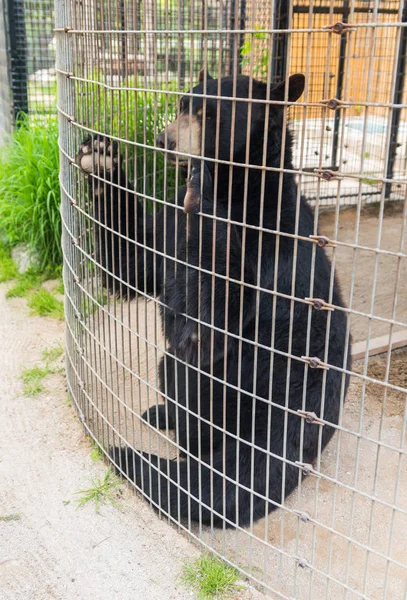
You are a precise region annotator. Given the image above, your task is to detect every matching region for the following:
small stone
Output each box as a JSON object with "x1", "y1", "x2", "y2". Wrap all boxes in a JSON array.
[{"x1": 11, "y1": 244, "x2": 37, "y2": 274}]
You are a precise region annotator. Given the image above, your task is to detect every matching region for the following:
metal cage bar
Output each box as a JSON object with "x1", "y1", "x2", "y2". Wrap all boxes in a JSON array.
[{"x1": 57, "y1": 1, "x2": 407, "y2": 598}]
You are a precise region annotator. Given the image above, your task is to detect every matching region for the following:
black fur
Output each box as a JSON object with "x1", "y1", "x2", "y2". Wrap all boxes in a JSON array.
[{"x1": 79, "y1": 74, "x2": 351, "y2": 528}]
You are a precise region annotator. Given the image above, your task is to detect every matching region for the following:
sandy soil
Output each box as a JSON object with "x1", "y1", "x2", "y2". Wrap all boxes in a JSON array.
[
  {"x1": 80, "y1": 301, "x2": 407, "y2": 599},
  {"x1": 74, "y1": 202, "x2": 407, "y2": 599},
  {"x1": 0, "y1": 283, "x2": 262, "y2": 600},
  {"x1": 319, "y1": 201, "x2": 407, "y2": 344},
  {"x1": 4, "y1": 204, "x2": 404, "y2": 599}
]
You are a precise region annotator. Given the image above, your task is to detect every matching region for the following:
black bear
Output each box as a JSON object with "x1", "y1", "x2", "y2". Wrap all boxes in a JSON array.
[{"x1": 77, "y1": 71, "x2": 351, "y2": 528}]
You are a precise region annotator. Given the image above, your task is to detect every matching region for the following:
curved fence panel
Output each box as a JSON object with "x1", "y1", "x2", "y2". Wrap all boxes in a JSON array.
[{"x1": 56, "y1": 1, "x2": 407, "y2": 597}]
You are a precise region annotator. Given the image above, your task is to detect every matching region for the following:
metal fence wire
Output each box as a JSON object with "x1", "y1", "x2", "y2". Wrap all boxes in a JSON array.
[
  {"x1": 56, "y1": 0, "x2": 407, "y2": 598},
  {"x1": 0, "y1": 0, "x2": 56, "y2": 131}
]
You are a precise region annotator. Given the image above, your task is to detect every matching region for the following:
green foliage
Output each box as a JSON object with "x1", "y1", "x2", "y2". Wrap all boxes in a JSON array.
[
  {"x1": 77, "y1": 79, "x2": 178, "y2": 207},
  {"x1": 55, "y1": 278, "x2": 64, "y2": 295},
  {"x1": 0, "y1": 115, "x2": 61, "y2": 271},
  {"x1": 86, "y1": 437, "x2": 104, "y2": 462},
  {"x1": 20, "y1": 342, "x2": 64, "y2": 396},
  {"x1": 75, "y1": 468, "x2": 121, "y2": 511},
  {"x1": 28, "y1": 288, "x2": 64, "y2": 319},
  {"x1": 0, "y1": 82, "x2": 179, "y2": 276},
  {"x1": 5, "y1": 269, "x2": 44, "y2": 298},
  {"x1": 21, "y1": 365, "x2": 50, "y2": 396},
  {"x1": 42, "y1": 343, "x2": 64, "y2": 364},
  {"x1": 0, "y1": 242, "x2": 18, "y2": 283},
  {"x1": 180, "y1": 555, "x2": 241, "y2": 599},
  {"x1": 240, "y1": 28, "x2": 270, "y2": 79}
]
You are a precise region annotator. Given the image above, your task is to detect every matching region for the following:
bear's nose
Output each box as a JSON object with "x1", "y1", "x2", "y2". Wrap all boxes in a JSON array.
[{"x1": 156, "y1": 132, "x2": 166, "y2": 149}]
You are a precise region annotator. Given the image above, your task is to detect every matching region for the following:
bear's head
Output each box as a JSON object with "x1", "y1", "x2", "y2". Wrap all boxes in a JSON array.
[{"x1": 156, "y1": 71, "x2": 305, "y2": 170}]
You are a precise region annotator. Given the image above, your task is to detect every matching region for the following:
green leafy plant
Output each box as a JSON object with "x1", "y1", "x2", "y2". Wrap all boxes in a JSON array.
[
  {"x1": 0, "y1": 82, "x2": 179, "y2": 277},
  {"x1": 76, "y1": 78, "x2": 178, "y2": 208},
  {"x1": 75, "y1": 468, "x2": 121, "y2": 511},
  {"x1": 20, "y1": 341, "x2": 64, "y2": 396},
  {"x1": 0, "y1": 242, "x2": 18, "y2": 282},
  {"x1": 42, "y1": 343, "x2": 64, "y2": 364},
  {"x1": 240, "y1": 27, "x2": 270, "y2": 79},
  {"x1": 54, "y1": 278, "x2": 64, "y2": 295},
  {"x1": 20, "y1": 365, "x2": 50, "y2": 395},
  {"x1": 5, "y1": 269, "x2": 45, "y2": 298},
  {"x1": 86, "y1": 437, "x2": 104, "y2": 462},
  {"x1": 180, "y1": 555, "x2": 241, "y2": 599},
  {"x1": 0, "y1": 115, "x2": 61, "y2": 271},
  {"x1": 28, "y1": 288, "x2": 64, "y2": 319}
]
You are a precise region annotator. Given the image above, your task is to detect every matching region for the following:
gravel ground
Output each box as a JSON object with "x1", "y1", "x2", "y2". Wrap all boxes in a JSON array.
[{"x1": 0, "y1": 282, "x2": 262, "y2": 600}]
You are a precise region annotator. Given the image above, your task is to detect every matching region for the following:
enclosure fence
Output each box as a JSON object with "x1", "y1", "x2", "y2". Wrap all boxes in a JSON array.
[
  {"x1": 56, "y1": 0, "x2": 407, "y2": 598},
  {"x1": 0, "y1": 0, "x2": 56, "y2": 140}
]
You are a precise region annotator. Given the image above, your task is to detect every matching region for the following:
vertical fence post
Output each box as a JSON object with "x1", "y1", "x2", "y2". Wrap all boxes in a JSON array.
[
  {"x1": 229, "y1": 0, "x2": 245, "y2": 75},
  {"x1": 55, "y1": 0, "x2": 85, "y2": 419},
  {"x1": 385, "y1": 1, "x2": 407, "y2": 198},
  {"x1": 0, "y1": 0, "x2": 12, "y2": 140},
  {"x1": 271, "y1": 0, "x2": 288, "y2": 83},
  {"x1": 6, "y1": 0, "x2": 28, "y2": 119},
  {"x1": 330, "y1": 0, "x2": 349, "y2": 171}
]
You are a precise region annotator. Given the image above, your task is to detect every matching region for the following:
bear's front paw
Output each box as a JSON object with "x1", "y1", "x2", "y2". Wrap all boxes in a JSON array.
[
  {"x1": 77, "y1": 136, "x2": 120, "y2": 177},
  {"x1": 109, "y1": 445, "x2": 140, "y2": 485},
  {"x1": 183, "y1": 159, "x2": 214, "y2": 214},
  {"x1": 142, "y1": 405, "x2": 174, "y2": 430},
  {"x1": 184, "y1": 162, "x2": 202, "y2": 213}
]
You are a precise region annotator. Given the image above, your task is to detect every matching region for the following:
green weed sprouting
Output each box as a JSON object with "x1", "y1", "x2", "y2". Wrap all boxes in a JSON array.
[
  {"x1": 180, "y1": 554, "x2": 242, "y2": 599},
  {"x1": 5, "y1": 269, "x2": 45, "y2": 298},
  {"x1": 28, "y1": 288, "x2": 64, "y2": 319},
  {"x1": 75, "y1": 468, "x2": 121, "y2": 511},
  {"x1": 0, "y1": 242, "x2": 18, "y2": 283},
  {"x1": 21, "y1": 365, "x2": 50, "y2": 396},
  {"x1": 42, "y1": 343, "x2": 64, "y2": 364}
]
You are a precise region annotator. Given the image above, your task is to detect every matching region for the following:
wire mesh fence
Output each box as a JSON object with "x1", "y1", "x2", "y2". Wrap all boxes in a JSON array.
[
  {"x1": 0, "y1": 0, "x2": 56, "y2": 133},
  {"x1": 0, "y1": 0, "x2": 12, "y2": 143},
  {"x1": 56, "y1": 0, "x2": 407, "y2": 598}
]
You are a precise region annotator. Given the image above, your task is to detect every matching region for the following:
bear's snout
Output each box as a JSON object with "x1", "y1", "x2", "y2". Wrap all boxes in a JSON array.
[
  {"x1": 156, "y1": 131, "x2": 165, "y2": 149},
  {"x1": 156, "y1": 130, "x2": 176, "y2": 152}
]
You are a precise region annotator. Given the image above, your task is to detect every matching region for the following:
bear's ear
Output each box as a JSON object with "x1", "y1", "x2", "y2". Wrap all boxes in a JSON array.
[
  {"x1": 270, "y1": 74, "x2": 305, "y2": 103},
  {"x1": 198, "y1": 68, "x2": 214, "y2": 83}
]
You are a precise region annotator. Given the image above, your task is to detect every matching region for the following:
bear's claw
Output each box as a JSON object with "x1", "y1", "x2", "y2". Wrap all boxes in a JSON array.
[{"x1": 77, "y1": 136, "x2": 120, "y2": 176}]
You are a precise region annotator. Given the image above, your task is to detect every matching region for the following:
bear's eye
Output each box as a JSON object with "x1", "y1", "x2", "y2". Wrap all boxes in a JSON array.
[{"x1": 196, "y1": 107, "x2": 212, "y2": 120}]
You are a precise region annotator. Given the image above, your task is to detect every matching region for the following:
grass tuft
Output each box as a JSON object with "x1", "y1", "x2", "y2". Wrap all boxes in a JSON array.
[
  {"x1": 180, "y1": 555, "x2": 241, "y2": 599},
  {"x1": 20, "y1": 340, "x2": 64, "y2": 396},
  {"x1": 75, "y1": 468, "x2": 121, "y2": 511},
  {"x1": 86, "y1": 437, "x2": 104, "y2": 462},
  {"x1": 5, "y1": 269, "x2": 45, "y2": 298},
  {"x1": 28, "y1": 288, "x2": 64, "y2": 319},
  {"x1": 54, "y1": 278, "x2": 64, "y2": 295},
  {"x1": 42, "y1": 343, "x2": 64, "y2": 364},
  {"x1": 0, "y1": 513, "x2": 22, "y2": 522},
  {"x1": 0, "y1": 242, "x2": 18, "y2": 283},
  {"x1": 21, "y1": 365, "x2": 50, "y2": 396}
]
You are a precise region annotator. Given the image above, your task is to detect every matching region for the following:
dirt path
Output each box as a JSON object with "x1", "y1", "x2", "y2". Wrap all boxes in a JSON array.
[{"x1": 0, "y1": 283, "x2": 206, "y2": 600}]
